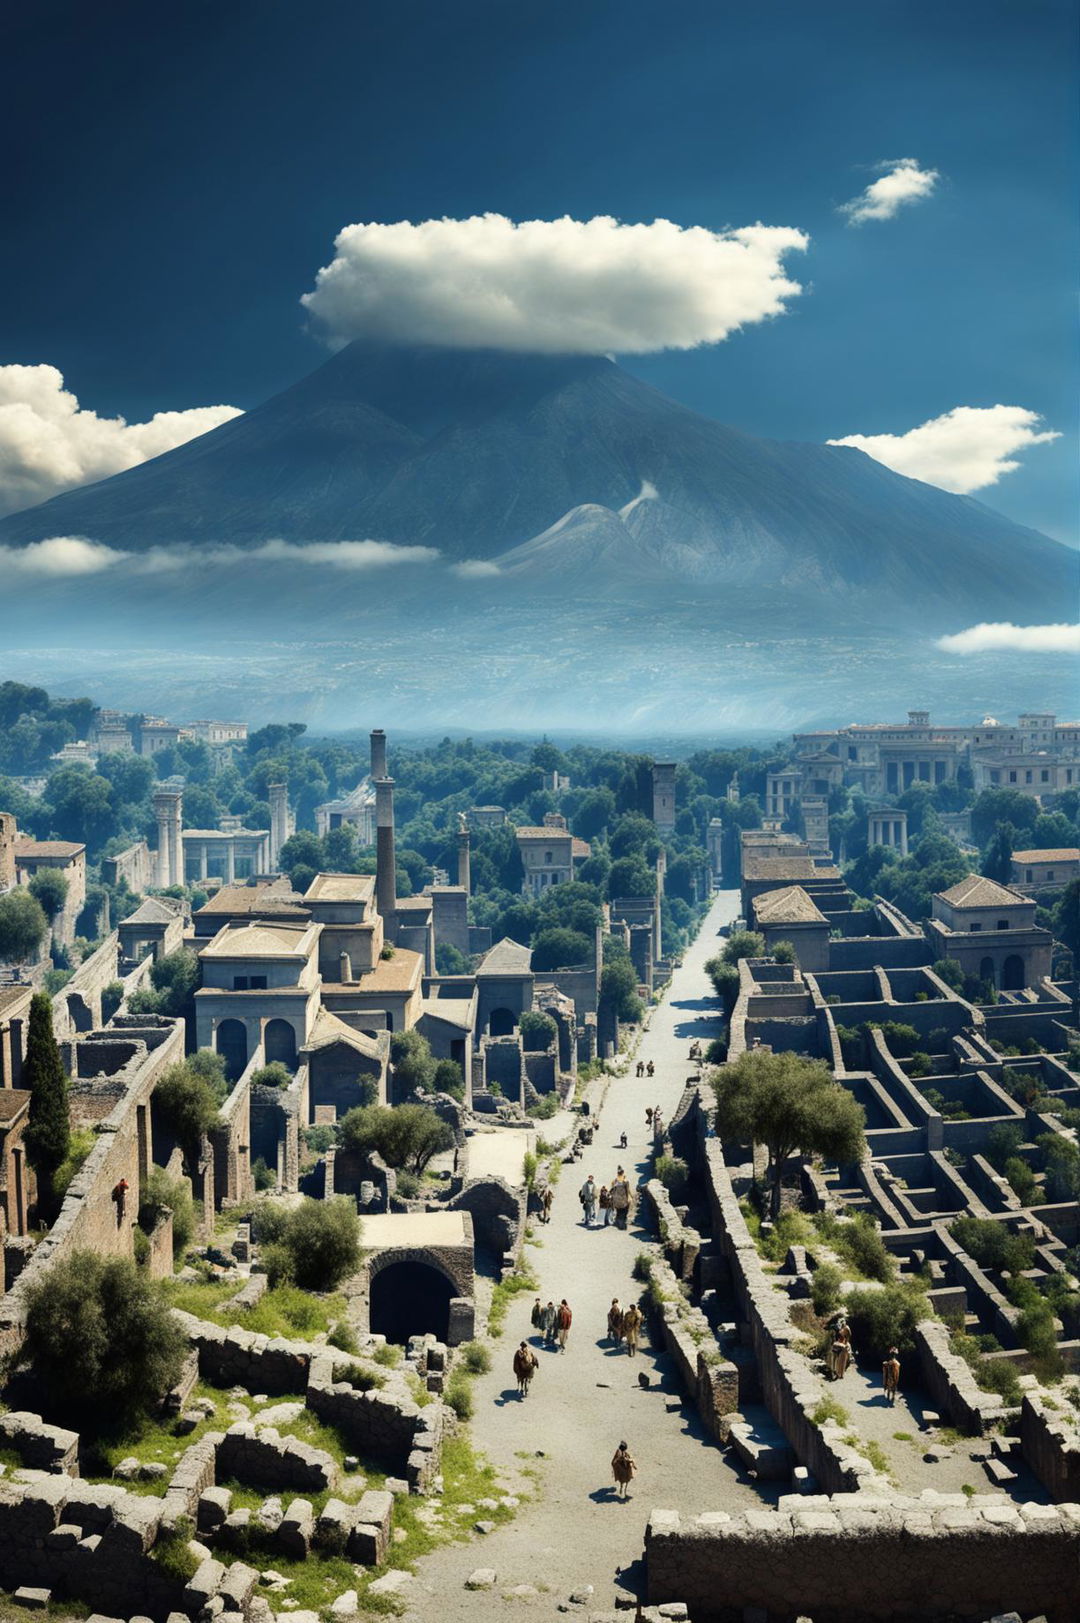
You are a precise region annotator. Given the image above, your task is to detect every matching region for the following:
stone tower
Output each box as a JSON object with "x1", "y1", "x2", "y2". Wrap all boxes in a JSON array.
[{"x1": 652, "y1": 762, "x2": 676, "y2": 836}]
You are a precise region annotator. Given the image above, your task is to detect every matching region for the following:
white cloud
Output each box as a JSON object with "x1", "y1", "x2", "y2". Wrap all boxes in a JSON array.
[
  {"x1": 1, "y1": 537, "x2": 439, "y2": 578},
  {"x1": 452, "y1": 559, "x2": 501, "y2": 578},
  {"x1": 301, "y1": 214, "x2": 809, "y2": 353},
  {"x1": 827, "y1": 404, "x2": 1061, "y2": 494},
  {"x1": 0, "y1": 364, "x2": 242, "y2": 516},
  {"x1": 839, "y1": 159, "x2": 939, "y2": 224},
  {"x1": 937, "y1": 622, "x2": 1080, "y2": 656}
]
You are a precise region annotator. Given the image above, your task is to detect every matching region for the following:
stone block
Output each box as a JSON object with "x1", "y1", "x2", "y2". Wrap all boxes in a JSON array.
[
  {"x1": 184, "y1": 1557, "x2": 226, "y2": 1609},
  {"x1": 315, "y1": 1498, "x2": 354, "y2": 1553},
  {"x1": 12, "y1": 1591, "x2": 51, "y2": 1610},
  {"x1": 276, "y1": 1498, "x2": 314, "y2": 1559},
  {"x1": 465, "y1": 1570, "x2": 497, "y2": 1590},
  {"x1": 984, "y1": 1457, "x2": 1018, "y2": 1486},
  {"x1": 46, "y1": 1523, "x2": 82, "y2": 1549},
  {"x1": 329, "y1": 1592, "x2": 358, "y2": 1617},
  {"x1": 199, "y1": 1487, "x2": 233, "y2": 1532},
  {"x1": 218, "y1": 1560, "x2": 259, "y2": 1613}
]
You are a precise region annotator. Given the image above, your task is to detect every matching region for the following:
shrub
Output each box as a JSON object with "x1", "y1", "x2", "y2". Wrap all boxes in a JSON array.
[
  {"x1": 843, "y1": 1282, "x2": 930, "y2": 1358},
  {"x1": 461, "y1": 1340, "x2": 492, "y2": 1374},
  {"x1": 655, "y1": 1153, "x2": 689, "y2": 1198},
  {"x1": 304, "y1": 1124, "x2": 337, "y2": 1155},
  {"x1": 23, "y1": 993, "x2": 70, "y2": 1194},
  {"x1": 252, "y1": 1157, "x2": 275, "y2": 1191},
  {"x1": 722, "y1": 930, "x2": 766, "y2": 965},
  {"x1": 433, "y1": 1059, "x2": 465, "y2": 1099},
  {"x1": 949, "y1": 1217, "x2": 1035, "y2": 1276},
  {"x1": 395, "y1": 1170, "x2": 421, "y2": 1198},
  {"x1": 133, "y1": 1227, "x2": 150, "y2": 1266},
  {"x1": 249, "y1": 1199, "x2": 291, "y2": 1244},
  {"x1": 0, "y1": 887, "x2": 48, "y2": 963},
  {"x1": 984, "y1": 1122, "x2": 1024, "y2": 1172},
  {"x1": 633, "y1": 1251, "x2": 653, "y2": 1282},
  {"x1": 705, "y1": 1037, "x2": 728, "y2": 1065},
  {"x1": 1004, "y1": 1156, "x2": 1043, "y2": 1205},
  {"x1": 445, "y1": 1374, "x2": 473, "y2": 1420},
  {"x1": 127, "y1": 946, "x2": 199, "y2": 1019},
  {"x1": 908, "y1": 1052, "x2": 932, "y2": 1078},
  {"x1": 771, "y1": 940, "x2": 796, "y2": 965},
  {"x1": 51, "y1": 1126, "x2": 96, "y2": 1200},
  {"x1": 279, "y1": 1197, "x2": 362, "y2": 1290},
  {"x1": 519, "y1": 1010, "x2": 558, "y2": 1051},
  {"x1": 530, "y1": 1091, "x2": 559, "y2": 1120},
  {"x1": 328, "y1": 1320, "x2": 359, "y2": 1355},
  {"x1": 390, "y1": 1028, "x2": 437, "y2": 1093},
  {"x1": 151, "y1": 1516, "x2": 199, "y2": 1584},
  {"x1": 811, "y1": 1263, "x2": 843, "y2": 1316},
  {"x1": 23, "y1": 1251, "x2": 186, "y2": 1425},
  {"x1": 140, "y1": 1165, "x2": 197, "y2": 1255},
  {"x1": 28, "y1": 867, "x2": 69, "y2": 921},
  {"x1": 101, "y1": 980, "x2": 125, "y2": 1023},
  {"x1": 705, "y1": 957, "x2": 742, "y2": 1016},
  {"x1": 261, "y1": 1242, "x2": 295, "y2": 1287},
  {"x1": 250, "y1": 1062, "x2": 293, "y2": 1088},
  {"x1": 816, "y1": 1211, "x2": 895, "y2": 1283}
]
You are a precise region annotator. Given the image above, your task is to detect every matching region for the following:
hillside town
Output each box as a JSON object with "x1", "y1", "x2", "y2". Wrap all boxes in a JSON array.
[{"x1": 0, "y1": 689, "x2": 1076, "y2": 1623}]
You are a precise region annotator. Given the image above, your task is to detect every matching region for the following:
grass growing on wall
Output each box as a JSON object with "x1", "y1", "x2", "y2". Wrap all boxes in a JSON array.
[
  {"x1": 487, "y1": 1263, "x2": 539, "y2": 1339},
  {"x1": 162, "y1": 1277, "x2": 347, "y2": 1338}
]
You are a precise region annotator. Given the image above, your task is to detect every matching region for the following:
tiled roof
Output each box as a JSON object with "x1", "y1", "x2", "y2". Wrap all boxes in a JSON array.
[
  {"x1": 514, "y1": 826, "x2": 573, "y2": 840},
  {"x1": 478, "y1": 938, "x2": 533, "y2": 975},
  {"x1": 14, "y1": 839, "x2": 84, "y2": 858},
  {"x1": 303, "y1": 1009, "x2": 384, "y2": 1059},
  {"x1": 742, "y1": 855, "x2": 820, "y2": 881},
  {"x1": 1011, "y1": 848, "x2": 1079, "y2": 864},
  {"x1": 122, "y1": 898, "x2": 182, "y2": 926},
  {"x1": 754, "y1": 885, "x2": 828, "y2": 925},
  {"x1": 937, "y1": 875, "x2": 1027, "y2": 909},
  {"x1": 572, "y1": 838, "x2": 592, "y2": 858}
]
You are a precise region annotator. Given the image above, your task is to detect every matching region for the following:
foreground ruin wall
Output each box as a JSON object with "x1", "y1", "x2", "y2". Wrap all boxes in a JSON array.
[{"x1": 645, "y1": 1500, "x2": 1080, "y2": 1623}]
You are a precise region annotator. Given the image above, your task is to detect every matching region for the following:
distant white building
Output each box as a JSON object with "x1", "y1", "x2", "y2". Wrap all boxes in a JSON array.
[{"x1": 315, "y1": 778, "x2": 376, "y2": 844}]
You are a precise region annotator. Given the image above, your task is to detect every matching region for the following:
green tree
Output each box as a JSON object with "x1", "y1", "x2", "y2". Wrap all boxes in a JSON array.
[
  {"x1": 433, "y1": 1059, "x2": 465, "y2": 1099},
  {"x1": 599, "y1": 956, "x2": 644, "y2": 1025},
  {"x1": 127, "y1": 946, "x2": 199, "y2": 1018},
  {"x1": 23, "y1": 1251, "x2": 185, "y2": 1425},
  {"x1": 982, "y1": 822, "x2": 1017, "y2": 883},
  {"x1": 714, "y1": 1049, "x2": 866, "y2": 1215},
  {"x1": 970, "y1": 788, "x2": 1039, "y2": 847},
  {"x1": 1054, "y1": 880, "x2": 1080, "y2": 959},
  {"x1": 531, "y1": 927, "x2": 592, "y2": 970},
  {"x1": 390, "y1": 1029, "x2": 438, "y2": 1094},
  {"x1": 519, "y1": 1010, "x2": 557, "y2": 1051},
  {"x1": 0, "y1": 887, "x2": 48, "y2": 962},
  {"x1": 250, "y1": 1062, "x2": 293, "y2": 1088},
  {"x1": 771, "y1": 939, "x2": 796, "y2": 965},
  {"x1": 278, "y1": 1196, "x2": 362, "y2": 1290},
  {"x1": 722, "y1": 930, "x2": 766, "y2": 965},
  {"x1": 607, "y1": 857, "x2": 655, "y2": 899},
  {"x1": 140, "y1": 1166, "x2": 196, "y2": 1255},
  {"x1": 339, "y1": 1103, "x2": 454, "y2": 1174},
  {"x1": 28, "y1": 868, "x2": 69, "y2": 923},
  {"x1": 154, "y1": 1061, "x2": 221, "y2": 1171},
  {"x1": 705, "y1": 956, "x2": 742, "y2": 1016},
  {"x1": 24, "y1": 993, "x2": 71, "y2": 1209},
  {"x1": 42, "y1": 766, "x2": 115, "y2": 850}
]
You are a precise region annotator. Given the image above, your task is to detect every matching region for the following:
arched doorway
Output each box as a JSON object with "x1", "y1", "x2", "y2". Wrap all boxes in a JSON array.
[
  {"x1": 265, "y1": 1018, "x2": 297, "y2": 1069},
  {"x1": 489, "y1": 1007, "x2": 515, "y2": 1037},
  {"x1": 979, "y1": 956, "x2": 996, "y2": 990},
  {"x1": 369, "y1": 1259, "x2": 455, "y2": 1343},
  {"x1": 216, "y1": 1018, "x2": 248, "y2": 1081},
  {"x1": 1002, "y1": 954, "x2": 1026, "y2": 992}
]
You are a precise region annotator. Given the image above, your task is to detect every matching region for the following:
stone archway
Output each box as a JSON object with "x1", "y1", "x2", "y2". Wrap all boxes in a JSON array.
[
  {"x1": 488, "y1": 1007, "x2": 515, "y2": 1037},
  {"x1": 369, "y1": 1258, "x2": 457, "y2": 1344},
  {"x1": 1002, "y1": 954, "x2": 1026, "y2": 992},
  {"x1": 265, "y1": 1018, "x2": 297, "y2": 1069},
  {"x1": 216, "y1": 1018, "x2": 248, "y2": 1081}
]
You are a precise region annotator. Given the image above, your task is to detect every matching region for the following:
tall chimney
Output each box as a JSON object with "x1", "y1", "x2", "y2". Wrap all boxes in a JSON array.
[
  {"x1": 457, "y1": 821, "x2": 471, "y2": 896},
  {"x1": 268, "y1": 782, "x2": 288, "y2": 870},
  {"x1": 370, "y1": 728, "x2": 388, "y2": 782},
  {"x1": 375, "y1": 776, "x2": 397, "y2": 927}
]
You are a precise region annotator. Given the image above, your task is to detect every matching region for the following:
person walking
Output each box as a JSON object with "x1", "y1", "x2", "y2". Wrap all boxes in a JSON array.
[
  {"x1": 611, "y1": 1440, "x2": 637, "y2": 1499},
  {"x1": 540, "y1": 1186, "x2": 554, "y2": 1224},
  {"x1": 610, "y1": 1176, "x2": 631, "y2": 1230},
  {"x1": 513, "y1": 1341, "x2": 538, "y2": 1398},
  {"x1": 541, "y1": 1300, "x2": 558, "y2": 1347},
  {"x1": 882, "y1": 1347, "x2": 901, "y2": 1405},
  {"x1": 598, "y1": 1183, "x2": 612, "y2": 1226},
  {"x1": 829, "y1": 1318, "x2": 852, "y2": 1381},
  {"x1": 579, "y1": 1174, "x2": 597, "y2": 1226},
  {"x1": 530, "y1": 1296, "x2": 544, "y2": 1333},
  {"x1": 646, "y1": 1061, "x2": 654, "y2": 1078},
  {"x1": 557, "y1": 1298, "x2": 573, "y2": 1351},
  {"x1": 607, "y1": 1298, "x2": 623, "y2": 1345},
  {"x1": 645, "y1": 1107, "x2": 653, "y2": 1128},
  {"x1": 622, "y1": 1302, "x2": 643, "y2": 1356}
]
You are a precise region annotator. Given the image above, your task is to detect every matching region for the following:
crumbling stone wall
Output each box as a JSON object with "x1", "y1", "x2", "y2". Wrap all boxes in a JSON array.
[
  {"x1": 1020, "y1": 1390, "x2": 1080, "y2": 1502},
  {"x1": 913, "y1": 1318, "x2": 1007, "y2": 1436},
  {"x1": 645, "y1": 1500, "x2": 1080, "y2": 1623},
  {"x1": 210, "y1": 1066, "x2": 253, "y2": 1208},
  {"x1": 448, "y1": 1175, "x2": 526, "y2": 1267}
]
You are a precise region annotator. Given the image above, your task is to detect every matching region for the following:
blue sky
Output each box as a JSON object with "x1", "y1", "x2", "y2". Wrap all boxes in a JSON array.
[{"x1": 1, "y1": 0, "x2": 1076, "y2": 540}]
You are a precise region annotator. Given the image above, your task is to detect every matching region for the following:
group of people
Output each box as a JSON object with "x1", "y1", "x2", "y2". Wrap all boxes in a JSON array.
[
  {"x1": 634, "y1": 1060, "x2": 655, "y2": 1078},
  {"x1": 824, "y1": 1314, "x2": 903, "y2": 1404},
  {"x1": 606, "y1": 1296, "x2": 643, "y2": 1355},
  {"x1": 529, "y1": 1296, "x2": 574, "y2": 1354},
  {"x1": 578, "y1": 1170, "x2": 634, "y2": 1228}
]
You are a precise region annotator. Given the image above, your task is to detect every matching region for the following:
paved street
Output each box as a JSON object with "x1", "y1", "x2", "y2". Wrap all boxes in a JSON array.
[{"x1": 406, "y1": 892, "x2": 769, "y2": 1617}]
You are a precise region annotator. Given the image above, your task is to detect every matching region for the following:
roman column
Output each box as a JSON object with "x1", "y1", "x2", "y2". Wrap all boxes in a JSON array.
[{"x1": 375, "y1": 776, "x2": 397, "y2": 930}]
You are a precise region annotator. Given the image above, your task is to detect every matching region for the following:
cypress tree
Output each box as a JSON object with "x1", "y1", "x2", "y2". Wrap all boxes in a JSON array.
[{"x1": 23, "y1": 994, "x2": 71, "y2": 1200}]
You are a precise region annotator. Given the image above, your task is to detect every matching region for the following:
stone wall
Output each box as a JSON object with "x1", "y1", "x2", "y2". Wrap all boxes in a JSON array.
[
  {"x1": 52, "y1": 933, "x2": 121, "y2": 1041},
  {"x1": 1019, "y1": 1390, "x2": 1080, "y2": 1502},
  {"x1": 448, "y1": 1175, "x2": 526, "y2": 1268},
  {"x1": 645, "y1": 1499, "x2": 1080, "y2": 1623},
  {"x1": 210, "y1": 1065, "x2": 253, "y2": 1208},
  {"x1": 912, "y1": 1319, "x2": 1008, "y2": 1435},
  {"x1": 102, "y1": 840, "x2": 154, "y2": 893}
]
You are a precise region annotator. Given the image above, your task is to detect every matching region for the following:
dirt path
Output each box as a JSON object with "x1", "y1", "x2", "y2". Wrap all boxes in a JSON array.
[{"x1": 400, "y1": 893, "x2": 777, "y2": 1619}]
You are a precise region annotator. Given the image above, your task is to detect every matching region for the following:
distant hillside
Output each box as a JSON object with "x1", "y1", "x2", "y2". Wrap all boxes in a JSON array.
[{"x1": 0, "y1": 342, "x2": 1073, "y2": 626}]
